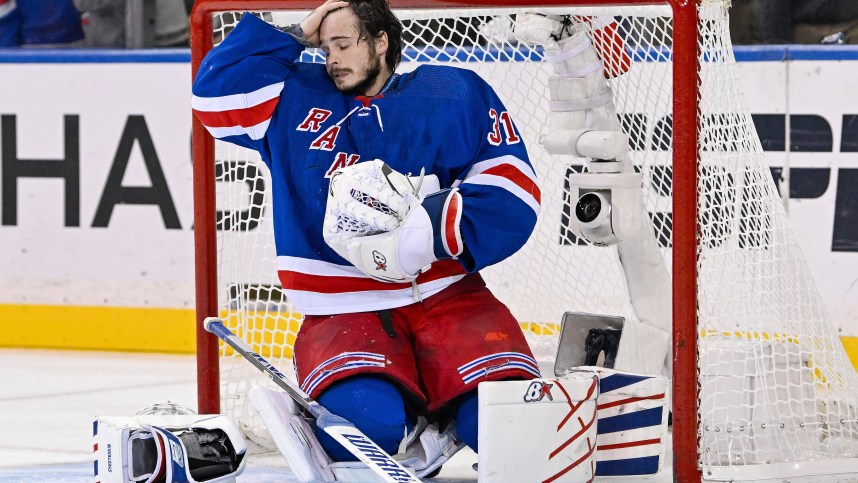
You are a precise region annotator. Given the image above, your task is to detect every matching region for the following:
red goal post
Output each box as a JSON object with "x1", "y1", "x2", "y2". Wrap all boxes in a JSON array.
[{"x1": 190, "y1": 1, "x2": 698, "y2": 481}]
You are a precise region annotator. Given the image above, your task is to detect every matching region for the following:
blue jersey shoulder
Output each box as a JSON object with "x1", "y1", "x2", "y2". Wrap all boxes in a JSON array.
[
  {"x1": 292, "y1": 61, "x2": 334, "y2": 90},
  {"x1": 396, "y1": 64, "x2": 495, "y2": 102}
]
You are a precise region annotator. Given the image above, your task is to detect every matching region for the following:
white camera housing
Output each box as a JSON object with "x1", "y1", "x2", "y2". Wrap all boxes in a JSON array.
[{"x1": 567, "y1": 171, "x2": 645, "y2": 246}]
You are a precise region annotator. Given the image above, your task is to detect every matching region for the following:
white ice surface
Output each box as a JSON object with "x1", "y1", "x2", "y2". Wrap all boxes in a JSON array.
[
  {"x1": 4, "y1": 348, "x2": 857, "y2": 482},
  {"x1": 0, "y1": 348, "x2": 675, "y2": 482},
  {"x1": 0, "y1": 349, "x2": 490, "y2": 482}
]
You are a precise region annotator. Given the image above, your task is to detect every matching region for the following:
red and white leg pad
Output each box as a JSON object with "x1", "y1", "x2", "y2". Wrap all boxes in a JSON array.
[
  {"x1": 477, "y1": 372, "x2": 600, "y2": 482},
  {"x1": 92, "y1": 413, "x2": 247, "y2": 483}
]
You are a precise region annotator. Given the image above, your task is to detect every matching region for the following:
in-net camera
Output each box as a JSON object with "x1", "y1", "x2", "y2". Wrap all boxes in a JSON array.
[{"x1": 566, "y1": 171, "x2": 645, "y2": 246}]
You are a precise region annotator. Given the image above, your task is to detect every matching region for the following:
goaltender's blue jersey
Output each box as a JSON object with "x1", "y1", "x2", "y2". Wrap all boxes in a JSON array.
[{"x1": 192, "y1": 13, "x2": 540, "y2": 315}]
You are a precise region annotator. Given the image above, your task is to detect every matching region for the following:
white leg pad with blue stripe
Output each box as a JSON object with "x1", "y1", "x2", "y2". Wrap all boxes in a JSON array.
[{"x1": 576, "y1": 366, "x2": 670, "y2": 476}]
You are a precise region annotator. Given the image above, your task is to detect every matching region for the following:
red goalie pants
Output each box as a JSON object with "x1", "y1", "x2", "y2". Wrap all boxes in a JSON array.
[{"x1": 294, "y1": 273, "x2": 541, "y2": 412}]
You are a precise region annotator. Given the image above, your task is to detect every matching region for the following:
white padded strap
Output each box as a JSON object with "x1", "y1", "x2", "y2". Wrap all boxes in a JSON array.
[
  {"x1": 539, "y1": 129, "x2": 591, "y2": 158},
  {"x1": 549, "y1": 89, "x2": 614, "y2": 112},
  {"x1": 554, "y1": 60, "x2": 604, "y2": 79},
  {"x1": 545, "y1": 35, "x2": 592, "y2": 63}
]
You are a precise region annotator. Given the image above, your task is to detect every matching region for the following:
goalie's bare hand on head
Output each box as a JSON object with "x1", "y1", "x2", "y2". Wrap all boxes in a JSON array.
[{"x1": 300, "y1": 0, "x2": 351, "y2": 47}]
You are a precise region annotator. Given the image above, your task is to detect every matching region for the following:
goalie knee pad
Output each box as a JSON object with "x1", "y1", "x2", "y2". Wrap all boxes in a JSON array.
[
  {"x1": 315, "y1": 376, "x2": 408, "y2": 462},
  {"x1": 93, "y1": 412, "x2": 247, "y2": 483}
]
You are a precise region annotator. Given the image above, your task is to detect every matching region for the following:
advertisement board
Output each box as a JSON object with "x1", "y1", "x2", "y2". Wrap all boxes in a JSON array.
[{"x1": 0, "y1": 47, "x2": 856, "y2": 355}]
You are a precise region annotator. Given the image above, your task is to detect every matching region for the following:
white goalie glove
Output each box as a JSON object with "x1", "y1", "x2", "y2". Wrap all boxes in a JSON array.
[
  {"x1": 323, "y1": 159, "x2": 417, "y2": 242},
  {"x1": 323, "y1": 160, "x2": 450, "y2": 283}
]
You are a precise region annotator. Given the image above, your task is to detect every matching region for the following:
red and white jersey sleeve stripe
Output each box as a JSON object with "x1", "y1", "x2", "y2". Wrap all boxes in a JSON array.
[
  {"x1": 455, "y1": 154, "x2": 541, "y2": 215},
  {"x1": 276, "y1": 256, "x2": 467, "y2": 315},
  {"x1": 191, "y1": 82, "x2": 284, "y2": 141},
  {"x1": 441, "y1": 190, "x2": 464, "y2": 257},
  {"x1": 0, "y1": 0, "x2": 15, "y2": 18}
]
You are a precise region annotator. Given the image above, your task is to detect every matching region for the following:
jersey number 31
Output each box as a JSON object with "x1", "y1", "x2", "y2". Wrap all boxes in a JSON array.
[{"x1": 487, "y1": 109, "x2": 521, "y2": 146}]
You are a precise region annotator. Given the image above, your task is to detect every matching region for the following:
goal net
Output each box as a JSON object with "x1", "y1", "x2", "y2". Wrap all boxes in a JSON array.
[{"x1": 191, "y1": 1, "x2": 858, "y2": 480}]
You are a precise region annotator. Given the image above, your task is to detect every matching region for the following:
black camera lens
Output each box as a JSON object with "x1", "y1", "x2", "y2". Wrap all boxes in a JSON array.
[{"x1": 576, "y1": 192, "x2": 602, "y2": 223}]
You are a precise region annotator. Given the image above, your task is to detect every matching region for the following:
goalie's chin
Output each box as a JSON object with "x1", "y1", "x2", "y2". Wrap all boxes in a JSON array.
[
  {"x1": 331, "y1": 75, "x2": 355, "y2": 91},
  {"x1": 332, "y1": 63, "x2": 384, "y2": 96}
]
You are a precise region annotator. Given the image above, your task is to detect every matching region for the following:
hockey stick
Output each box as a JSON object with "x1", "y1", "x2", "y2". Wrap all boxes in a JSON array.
[{"x1": 204, "y1": 317, "x2": 420, "y2": 483}]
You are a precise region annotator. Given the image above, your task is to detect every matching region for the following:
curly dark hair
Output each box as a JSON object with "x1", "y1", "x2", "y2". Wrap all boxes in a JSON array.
[{"x1": 349, "y1": 0, "x2": 403, "y2": 70}]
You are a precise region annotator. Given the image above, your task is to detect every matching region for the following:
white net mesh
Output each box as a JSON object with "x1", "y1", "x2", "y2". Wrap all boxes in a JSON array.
[{"x1": 201, "y1": 1, "x2": 858, "y2": 476}]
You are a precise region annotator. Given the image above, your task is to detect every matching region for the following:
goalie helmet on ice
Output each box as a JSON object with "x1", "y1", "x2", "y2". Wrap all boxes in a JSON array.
[{"x1": 92, "y1": 404, "x2": 247, "y2": 483}]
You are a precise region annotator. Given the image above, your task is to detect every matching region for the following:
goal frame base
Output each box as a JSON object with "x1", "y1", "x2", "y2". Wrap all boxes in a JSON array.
[{"x1": 705, "y1": 458, "x2": 858, "y2": 482}]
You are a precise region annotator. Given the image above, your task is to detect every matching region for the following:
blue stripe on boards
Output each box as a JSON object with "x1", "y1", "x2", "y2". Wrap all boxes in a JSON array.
[
  {"x1": 785, "y1": 45, "x2": 858, "y2": 61},
  {"x1": 2, "y1": 45, "x2": 857, "y2": 64},
  {"x1": 0, "y1": 48, "x2": 190, "y2": 63}
]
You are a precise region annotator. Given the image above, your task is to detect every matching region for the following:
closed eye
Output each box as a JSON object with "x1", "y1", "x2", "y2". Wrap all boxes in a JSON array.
[{"x1": 321, "y1": 38, "x2": 354, "y2": 55}]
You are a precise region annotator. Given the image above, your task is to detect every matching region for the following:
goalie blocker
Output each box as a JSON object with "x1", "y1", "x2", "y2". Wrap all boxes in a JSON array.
[{"x1": 92, "y1": 413, "x2": 247, "y2": 483}]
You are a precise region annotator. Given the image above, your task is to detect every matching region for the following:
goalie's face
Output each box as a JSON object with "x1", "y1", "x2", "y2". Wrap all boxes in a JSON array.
[{"x1": 320, "y1": 7, "x2": 390, "y2": 95}]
